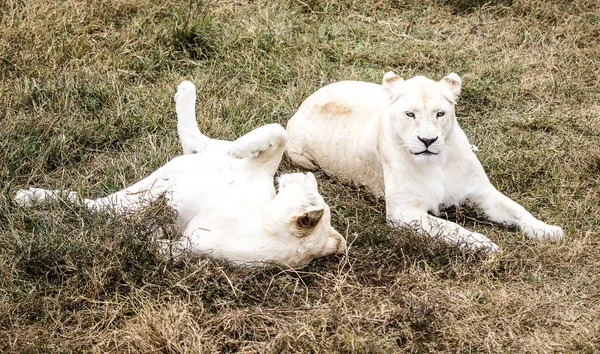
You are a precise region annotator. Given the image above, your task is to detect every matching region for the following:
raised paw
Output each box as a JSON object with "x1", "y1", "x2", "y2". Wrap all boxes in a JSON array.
[
  {"x1": 228, "y1": 139, "x2": 269, "y2": 159},
  {"x1": 228, "y1": 124, "x2": 287, "y2": 159},
  {"x1": 174, "y1": 80, "x2": 196, "y2": 106}
]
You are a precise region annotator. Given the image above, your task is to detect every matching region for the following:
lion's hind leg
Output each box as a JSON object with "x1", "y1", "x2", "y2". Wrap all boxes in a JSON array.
[
  {"x1": 285, "y1": 111, "x2": 318, "y2": 170},
  {"x1": 175, "y1": 80, "x2": 210, "y2": 154},
  {"x1": 285, "y1": 148, "x2": 318, "y2": 170}
]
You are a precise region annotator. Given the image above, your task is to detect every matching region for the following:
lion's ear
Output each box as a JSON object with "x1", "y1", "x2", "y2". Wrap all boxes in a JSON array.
[
  {"x1": 293, "y1": 208, "x2": 324, "y2": 237},
  {"x1": 382, "y1": 71, "x2": 404, "y2": 97},
  {"x1": 440, "y1": 73, "x2": 462, "y2": 102}
]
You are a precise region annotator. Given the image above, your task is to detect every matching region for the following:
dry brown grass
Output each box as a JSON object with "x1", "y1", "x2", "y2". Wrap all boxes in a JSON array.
[{"x1": 1, "y1": 0, "x2": 599, "y2": 352}]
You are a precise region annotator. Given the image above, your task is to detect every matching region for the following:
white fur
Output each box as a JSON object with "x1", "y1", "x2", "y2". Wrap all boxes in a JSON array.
[
  {"x1": 286, "y1": 72, "x2": 564, "y2": 252},
  {"x1": 15, "y1": 81, "x2": 346, "y2": 268}
]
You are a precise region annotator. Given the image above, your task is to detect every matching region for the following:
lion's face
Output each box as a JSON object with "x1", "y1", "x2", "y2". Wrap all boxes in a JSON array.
[{"x1": 382, "y1": 72, "x2": 462, "y2": 162}]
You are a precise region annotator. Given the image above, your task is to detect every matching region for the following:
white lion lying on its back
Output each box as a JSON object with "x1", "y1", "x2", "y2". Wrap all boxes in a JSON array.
[
  {"x1": 15, "y1": 81, "x2": 346, "y2": 268},
  {"x1": 286, "y1": 72, "x2": 564, "y2": 252}
]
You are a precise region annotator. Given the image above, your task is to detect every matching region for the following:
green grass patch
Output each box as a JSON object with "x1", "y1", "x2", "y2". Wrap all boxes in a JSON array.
[{"x1": 1, "y1": 0, "x2": 599, "y2": 352}]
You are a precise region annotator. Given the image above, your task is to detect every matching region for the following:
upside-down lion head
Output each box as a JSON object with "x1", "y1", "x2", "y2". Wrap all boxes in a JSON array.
[{"x1": 275, "y1": 172, "x2": 347, "y2": 267}]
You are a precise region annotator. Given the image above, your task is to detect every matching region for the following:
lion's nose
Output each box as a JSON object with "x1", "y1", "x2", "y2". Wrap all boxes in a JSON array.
[{"x1": 418, "y1": 136, "x2": 438, "y2": 147}]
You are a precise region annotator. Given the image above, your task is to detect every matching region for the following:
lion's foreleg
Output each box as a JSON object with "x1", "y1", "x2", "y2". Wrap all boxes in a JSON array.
[
  {"x1": 387, "y1": 208, "x2": 499, "y2": 252},
  {"x1": 15, "y1": 173, "x2": 168, "y2": 214},
  {"x1": 14, "y1": 186, "x2": 146, "y2": 213},
  {"x1": 229, "y1": 123, "x2": 287, "y2": 175},
  {"x1": 471, "y1": 187, "x2": 564, "y2": 241},
  {"x1": 14, "y1": 188, "x2": 93, "y2": 208}
]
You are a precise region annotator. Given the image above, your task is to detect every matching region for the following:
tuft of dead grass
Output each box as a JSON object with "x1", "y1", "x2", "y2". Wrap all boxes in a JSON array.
[{"x1": 1, "y1": 0, "x2": 599, "y2": 352}]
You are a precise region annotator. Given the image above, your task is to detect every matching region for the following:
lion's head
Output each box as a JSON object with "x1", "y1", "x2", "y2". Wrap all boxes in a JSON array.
[
  {"x1": 273, "y1": 172, "x2": 347, "y2": 267},
  {"x1": 382, "y1": 72, "x2": 462, "y2": 162}
]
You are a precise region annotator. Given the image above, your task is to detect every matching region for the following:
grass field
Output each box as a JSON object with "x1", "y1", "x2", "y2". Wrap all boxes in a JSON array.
[{"x1": 1, "y1": 0, "x2": 599, "y2": 352}]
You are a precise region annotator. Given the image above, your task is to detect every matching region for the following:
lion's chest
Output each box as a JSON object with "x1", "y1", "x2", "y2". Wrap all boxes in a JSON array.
[
  {"x1": 412, "y1": 177, "x2": 446, "y2": 213},
  {"x1": 390, "y1": 163, "x2": 469, "y2": 214}
]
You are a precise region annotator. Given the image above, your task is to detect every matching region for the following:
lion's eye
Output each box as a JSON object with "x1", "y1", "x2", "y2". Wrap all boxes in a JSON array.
[
  {"x1": 436, "y1": 111, "x2": 445, "y2": 118},
  {"x1": 405, "y1": 112, "x2": 415, "y2": 118}
]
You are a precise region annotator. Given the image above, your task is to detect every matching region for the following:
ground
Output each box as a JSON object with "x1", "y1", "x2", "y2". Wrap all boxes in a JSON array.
[{"x1": 1, "y1": 0, "x2": 599, "y2": 352}]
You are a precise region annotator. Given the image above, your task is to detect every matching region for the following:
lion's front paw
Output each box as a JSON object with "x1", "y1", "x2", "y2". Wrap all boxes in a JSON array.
[
  {"x1": 14, "y1": 188, "x2": 48, "y2": 207},
  {"x1": 524, "y1": 223, "x2": 564, "y2": 242},
  {"x1": 154, "y1": 239, "x2": 174, "y2": 260},
  {"x1": 174, "y1": 80, "x2": 196, "y2": 105},
  {"x1": 228, "y1": 140, "x2": 264, "y2": 159},
  {"x1": 153, "y1": 239, "x2": 189, "y2": 263},
  {"x1": 229, "y1": 125, "x2": 286, "y2": 159},
  {"x1": 464, "y1": 232, "x2": 500, "y2": 253}
]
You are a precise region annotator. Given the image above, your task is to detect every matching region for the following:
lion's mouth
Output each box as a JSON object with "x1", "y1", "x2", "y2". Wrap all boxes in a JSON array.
[{"x1": 414, "y1": 150, "x2": 437, "y2": 156}]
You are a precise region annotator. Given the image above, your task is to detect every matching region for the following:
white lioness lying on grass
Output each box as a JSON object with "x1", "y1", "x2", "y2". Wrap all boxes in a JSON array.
[
  {"x1": 286, "y1": 72, "x2": 564, "y2": 252},
  {"x1": 15, "y1": 81, "x2": 346, "y2": 267}
]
